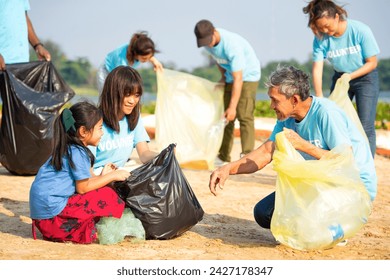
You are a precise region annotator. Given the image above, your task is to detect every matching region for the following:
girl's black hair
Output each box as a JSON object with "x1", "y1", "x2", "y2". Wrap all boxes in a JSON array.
[
  {"x1": 99, "y1": 66, "x2": 143, "y2": 132},
  {"x1": 49, "y1": 102, "x2": 102, "y2": 171}
]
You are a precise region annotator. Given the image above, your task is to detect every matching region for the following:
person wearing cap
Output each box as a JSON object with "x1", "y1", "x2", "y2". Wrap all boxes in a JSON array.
[
  {"x1": 0, "y1": 0, "x2": 51, "y2": 71},
  {"x1": 194, "y1": 19, "x2": 261, "y2": 166}
]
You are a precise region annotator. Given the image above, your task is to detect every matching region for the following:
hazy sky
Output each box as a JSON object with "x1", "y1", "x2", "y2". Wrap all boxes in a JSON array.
[{"x1": 29, "y1": 0, "x2": 389, "y2": 71}]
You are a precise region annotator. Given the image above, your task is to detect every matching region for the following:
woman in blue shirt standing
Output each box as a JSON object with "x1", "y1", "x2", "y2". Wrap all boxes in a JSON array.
[
  {"x1": 96, "y1": 31, "x2": 163, "y2": 93},
  {"x1": 303, "y1": 0, "x2": 380, "y2": 157}
]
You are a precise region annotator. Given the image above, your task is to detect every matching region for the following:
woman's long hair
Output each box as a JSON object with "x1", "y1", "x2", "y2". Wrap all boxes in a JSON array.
[
  {"x1": 126, "y1": 31, "x2": 159, "y2": 65},
  {"x1": 99, "y1": 66, "x2": 143, "y2": 132},
  {"x1": 49, "y1": 102, "x2": 102, "y2": 171}
]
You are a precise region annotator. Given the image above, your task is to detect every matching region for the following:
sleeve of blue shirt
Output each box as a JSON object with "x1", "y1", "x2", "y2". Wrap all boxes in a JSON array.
[
  {"x1": 228, "y1": 46, "x2": 245, "y2": 73},
  {"x1": 70, "y1": 146, "x2": 92, "y2": 181},
  {"x1": 269, "y1": 120, "x2": 285, "y2": 142},
  {"x1": 312, "y1": 37, "x2": 326, "y2": 62},
  {"x1": 358, "y1": 22, "x2": 380, "y2": 59}
]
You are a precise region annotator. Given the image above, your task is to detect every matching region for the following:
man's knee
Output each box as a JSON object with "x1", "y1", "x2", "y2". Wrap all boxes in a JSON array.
[{"x1": 253, "y1": 202, "x2": 271, "y2": 229}]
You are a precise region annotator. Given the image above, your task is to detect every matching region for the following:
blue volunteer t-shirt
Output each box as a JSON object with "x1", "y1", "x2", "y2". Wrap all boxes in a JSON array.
[
  {"x1": 0, "y1": 0, "x2": 30, "y2": 63},
  {"x1": 205, "y1": 28, "x2": 261, "y2": 83},
  {"x1": 29, "y1": 145, "x2": 92, "y2": 219},
  {"x1": 312, "y1": 19, "x2": 380, "y2": 73},
  {"x1": 269, "y1": 96, "x2": 377, "y2": 201},
  {"x1": 104, "y1": 43, "x2": 141, "y2": 72},
  {"x1": 90, "y1": 116, "x2": 150, "y2": 171}
]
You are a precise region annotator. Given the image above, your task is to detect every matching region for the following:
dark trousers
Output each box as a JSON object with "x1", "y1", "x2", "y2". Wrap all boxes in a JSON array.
[
  {"x1": 253, "y1": 192, "x2": 275, "y2": 229},
  {"x1": 218, "y1": 81, "x2": 258, "y2": 162}
]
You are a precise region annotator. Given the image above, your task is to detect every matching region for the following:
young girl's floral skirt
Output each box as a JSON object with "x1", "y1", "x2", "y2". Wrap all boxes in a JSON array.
[{"x1": 32, "y1": 186, "x2": 125, "y2": 244}]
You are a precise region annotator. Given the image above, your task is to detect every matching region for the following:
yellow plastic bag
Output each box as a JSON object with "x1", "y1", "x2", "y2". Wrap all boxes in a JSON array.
[
  {"x1": 270, "y1": 131, "x2": 372, "y2": 250},
  {"x1": 328, "y1": 74, "x2": 368, "y2": 143},
  {"x1": 155, "y1": 69, "x2": 224, "y2": 170}
]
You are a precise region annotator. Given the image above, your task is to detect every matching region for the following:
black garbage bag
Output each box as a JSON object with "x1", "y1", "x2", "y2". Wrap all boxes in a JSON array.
[
  {"x1": 0, "y1": 61, "x2": 75, "y2": 175},
  {"x1": 115, "y1": 143, "x2": 204, "y2": 239}
]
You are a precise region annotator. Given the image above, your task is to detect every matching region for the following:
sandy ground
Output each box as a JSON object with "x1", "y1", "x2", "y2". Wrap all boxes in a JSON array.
[{"x1": 0, "y1": 136, "x2": 389, "y2": 261}]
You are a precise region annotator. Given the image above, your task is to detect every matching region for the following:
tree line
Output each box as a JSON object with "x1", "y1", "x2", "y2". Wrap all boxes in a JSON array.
[{"x1": 32, "y1": 40, "x2": 390, "y2": 93}]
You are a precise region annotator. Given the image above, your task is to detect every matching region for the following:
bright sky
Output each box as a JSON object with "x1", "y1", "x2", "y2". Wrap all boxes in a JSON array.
[{"x1": 29, "y1": 0, "x2": 389, "y2": 71}]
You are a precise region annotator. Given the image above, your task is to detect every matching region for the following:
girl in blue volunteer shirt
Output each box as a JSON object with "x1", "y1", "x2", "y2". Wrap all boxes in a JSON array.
[
  {"x1": 90, "y1": 66, "x2": 158, "y2": 173},
  {"x1": 29, "y1": 102, "x2": 130, "y2": 244},
  {"x1": 303, "y1": 0, "x2": 380, "y2": 157},
  {"x1": 96, "y1": 31, "x2": 163, "y2": 93}
]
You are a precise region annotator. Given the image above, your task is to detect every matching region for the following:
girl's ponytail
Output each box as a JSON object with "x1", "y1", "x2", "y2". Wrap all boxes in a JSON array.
[
  {"x1": 49, "y1": 102, "x2": 101, "y2": 171},
  {"x1": 50, "y1": 109, "x2": 73, "y2": 171},
  {"x1": 61, "y1": 108, "x2": 76, "y2": 133}
]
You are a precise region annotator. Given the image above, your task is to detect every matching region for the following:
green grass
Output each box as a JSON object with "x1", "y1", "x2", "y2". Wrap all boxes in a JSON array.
[
  {"x1": 375, "y1": 102, "x2": 390, "y2": 129},
  {"x1": 62, "y1": 86, "x2": 390, "y2": 126},
  {"x1": 140, "y1": 100, "x2": 389, "y2": 126},
  {"x1": 70, "y1": 85, "x2": 98, "y2": 96},
  {"x1": 141, "y1": 102, "x2": 156, "y2": 115},
  {"x1": 1, "y1": 98, "x2": 388, "y2": 129},
  {"x1": 254, "y1": 100, "x2": 276, "y2": 118}
]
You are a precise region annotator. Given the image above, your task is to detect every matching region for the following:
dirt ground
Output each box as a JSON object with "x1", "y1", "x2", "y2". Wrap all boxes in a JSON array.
[{"x1": 0, "y1": 136, "x2": 389, "y2": 261}]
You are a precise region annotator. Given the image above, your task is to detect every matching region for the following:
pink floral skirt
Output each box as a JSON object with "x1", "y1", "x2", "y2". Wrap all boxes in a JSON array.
[{"x1": 32, "y1": 186, "x2": 124, "y2": 244}]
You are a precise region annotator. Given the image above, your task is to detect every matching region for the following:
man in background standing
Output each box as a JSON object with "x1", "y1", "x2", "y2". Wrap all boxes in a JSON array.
[{"x1": 194, "y1": 19, "x2": 261, "y2": 166}]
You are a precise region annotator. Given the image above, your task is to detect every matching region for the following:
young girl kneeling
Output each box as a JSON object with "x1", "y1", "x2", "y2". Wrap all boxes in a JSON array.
[{"x1": 29, "y1": 102, "x2": 130, "y2": 244}]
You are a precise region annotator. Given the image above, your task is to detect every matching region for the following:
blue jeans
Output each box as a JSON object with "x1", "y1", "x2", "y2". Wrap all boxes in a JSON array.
[
  {"x1": 253, "y1": 192, "x2": 275, "y2": 229},
  {"x1": 330, "y1": 69, "x2": 379, "y2": 157}
]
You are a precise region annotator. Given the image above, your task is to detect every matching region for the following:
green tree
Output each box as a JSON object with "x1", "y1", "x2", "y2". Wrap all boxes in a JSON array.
[
  {"x1": 30, "y1": 40, "x2": 94, "y2": 87},
  {"x1": 29, "y1": 39, "x2": 66, "y2": 69},
  {"x1": 378, "y1": 58, "x2": 390, "y2": 91},
  {"x1": 30, "y1": 38, "x2": 390, "y2": 92},
  {"x1": 192, "y1": 65, "x2": 221, "y2": 82},
  {"x1": 60, "y1": 58, "x2": 92, "y2": 85},
  {"x1": 137, "y1": 68, "x2": 157, "y2": 93}
]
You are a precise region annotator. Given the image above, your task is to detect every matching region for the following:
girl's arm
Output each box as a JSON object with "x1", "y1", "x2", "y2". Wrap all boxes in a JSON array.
[
  {"x1": 349, "y1": 55, "x2": 378, "y2": 80},
  {"x1": 149, "y1": 56, "x2": 163, "y2": 72},
  {"x1": 312, "y1": 61, "x2": 324, "y2": 97},
  {"x1": 75, "y1": 168, "x2": 130, "y2": 194},
  {"x1": 136, "y1": 141, "x2": 158, "y2": 164}
]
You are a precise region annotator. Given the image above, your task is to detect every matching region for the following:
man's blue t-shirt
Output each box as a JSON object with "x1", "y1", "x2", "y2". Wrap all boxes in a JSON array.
[
  {"x1": 29, "y1": 145, "x2": 91, "y2": 219},
  {"x1": 104, "y1": 43, "x2": 141, "y2": 72},
  {"x1": 269, "y1": 96, "x2": 377, "y2": 201},
  {"x1": 312, "y1": 19, "x2": 380, "y2": 73},
  {"x1": 0, "y1": 0, "x2": 30, "y2": 63},
  {"x1": 205, "y1": 28, "x2": 261, "y2": 83},
  {"x1": 90, "y1": 116, "x2": 150, "y2": 171}
]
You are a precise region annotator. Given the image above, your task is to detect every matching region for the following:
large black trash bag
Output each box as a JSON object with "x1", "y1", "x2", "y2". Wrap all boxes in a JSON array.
[
  {"x1": 0, "y1": 61, "x2": 75, "y2": 175},
  {"x1": 115, "y1": 144, "x2": 204, "y2": 239}
]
